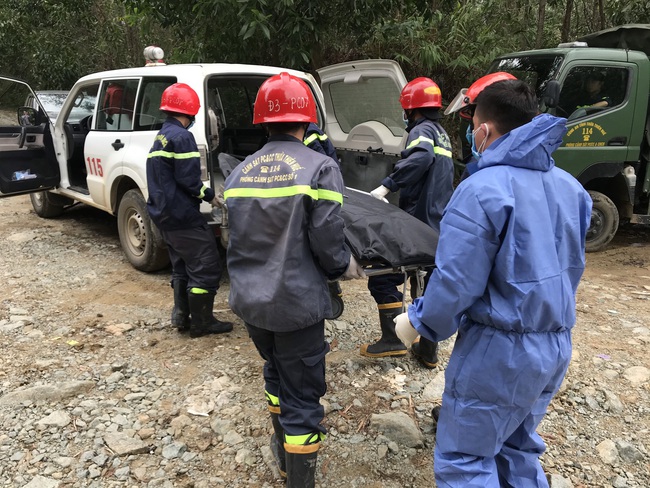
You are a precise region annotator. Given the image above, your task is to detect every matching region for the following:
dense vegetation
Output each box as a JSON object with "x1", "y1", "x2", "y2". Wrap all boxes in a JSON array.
[{"x1": 1, "y1": 0, "x2": 648, "y2": 103}]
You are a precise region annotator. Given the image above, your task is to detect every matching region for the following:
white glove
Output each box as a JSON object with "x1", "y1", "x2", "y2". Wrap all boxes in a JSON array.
[
  {"x1": 370, "y1": 185, "x2": 390, "y2": 203},
  {"x1": 211, "y1": 185, "x2": 226, "y2": 207},
  {"x1": 394, "y1": 312, "x2": 419, "y2": 348},
  {"x1": 342, "y1": 255, "x2": 366, "y2": 280},
  {"x1": 211, "y1": 194, "x2": 225, "y2": 208}
]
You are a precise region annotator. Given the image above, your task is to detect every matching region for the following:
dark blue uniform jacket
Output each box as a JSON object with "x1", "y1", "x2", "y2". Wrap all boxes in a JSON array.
[
  {"x1": 146, "y1": 117, "x2": 215, "y2": 231},
  {"x1": 381, "y1": 118, "x2": 454, "y2": 233}
]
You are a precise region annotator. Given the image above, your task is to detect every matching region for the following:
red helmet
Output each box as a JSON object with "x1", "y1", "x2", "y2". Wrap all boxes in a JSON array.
[
  {"x1": 253, "y1": 72, "x2": 317, "y2": 124},
  {"x1": 399, "y1": 77, "x2": 442, "y2": 110},
  {"x1": 445, "y1": 72, "x2": 517, "y2": 119},
  {"x1": 160, "y1": 83, "x2": 200, "y2": 116}
]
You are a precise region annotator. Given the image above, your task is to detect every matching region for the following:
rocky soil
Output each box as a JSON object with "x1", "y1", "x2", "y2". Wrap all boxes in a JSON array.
[{"x1": 0, "y1": 194, "x2": 649, "y2": 488}]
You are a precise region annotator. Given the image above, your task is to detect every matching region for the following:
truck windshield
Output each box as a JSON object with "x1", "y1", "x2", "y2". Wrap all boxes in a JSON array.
[{"x1": 488, "y1": 55, "x2": 564, "y2": 99}]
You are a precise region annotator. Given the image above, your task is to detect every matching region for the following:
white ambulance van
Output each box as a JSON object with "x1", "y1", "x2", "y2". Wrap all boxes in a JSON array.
[{"x1": 0, "y1": 50, "x2": 407, "y2": 272}]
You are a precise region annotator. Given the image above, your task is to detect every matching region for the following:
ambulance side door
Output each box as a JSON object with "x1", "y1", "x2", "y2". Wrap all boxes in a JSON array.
[
  {"x1": 82, "y1": 78, "x2": 139, "y2": 208},
  {"x1": 0, "y1": 77, "x2": 60, "y2": 197}
]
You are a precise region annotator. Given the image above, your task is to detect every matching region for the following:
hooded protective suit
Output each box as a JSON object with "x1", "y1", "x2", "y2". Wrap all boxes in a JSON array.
[{"x1": 408, "y1": 114, "x2": 592, "y2": 487}]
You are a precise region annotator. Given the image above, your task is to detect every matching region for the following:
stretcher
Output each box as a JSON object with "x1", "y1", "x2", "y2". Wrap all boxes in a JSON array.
[{"x1": 327, "y1": 188, "x2": 439, "y2": 318}]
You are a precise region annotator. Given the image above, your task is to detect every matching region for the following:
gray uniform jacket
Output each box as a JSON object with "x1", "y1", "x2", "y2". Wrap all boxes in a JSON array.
[{"x1": 224, "y1": 135, "x2": 350, "y2": 332}]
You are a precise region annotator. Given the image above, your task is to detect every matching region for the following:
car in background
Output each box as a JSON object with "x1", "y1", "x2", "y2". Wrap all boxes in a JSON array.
[
  {"x1": 25, "y1": 90, "x2": 95, "y2": 123},
  {"x1": 25, "y1": 90, "x2": 67, "y2": 121}
]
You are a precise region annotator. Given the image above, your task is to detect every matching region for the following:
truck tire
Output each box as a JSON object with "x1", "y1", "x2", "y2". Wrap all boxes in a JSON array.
[
  {"x1": 586, "y1": 190, "x2": 619, "y2": 253},
  {"x1": 30, "y1": 191, "x2": 72, "y2": 218},
  {"x1": 117, "y1": 189, "x2": 169, "y2": 272}
]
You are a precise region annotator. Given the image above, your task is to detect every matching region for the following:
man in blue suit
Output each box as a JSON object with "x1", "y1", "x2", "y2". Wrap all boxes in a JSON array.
[{"x1": 395, "y1": 79, "x2": 592, "y2": 487}]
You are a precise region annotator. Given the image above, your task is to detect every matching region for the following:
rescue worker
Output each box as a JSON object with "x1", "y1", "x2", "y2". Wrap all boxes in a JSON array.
[
  {"x1": 362, "y1": 77, "x2": 454, "y2": 369},
  {"x1": 445, "y1": 71, "x2": 517, "y2": 180},
  {"x1": 224, "y1": 72, "x2": 365, "y2": 487},
  {"x1": 304, "y1": 122, "x2": 339, "y2": 164},
  {"x1": 146, "y1": 83, "x2": 233, "y2": 338},
  {"x1": 395, "y1": 79, "x2": 592, "y2": 486}
]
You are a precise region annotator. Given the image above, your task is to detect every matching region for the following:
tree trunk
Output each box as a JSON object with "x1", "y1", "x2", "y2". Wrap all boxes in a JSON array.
[
  {"x1": 561, "y1": 0, "x2": 574, "y2": 43},
  {"x1": 598, "y1": 0, "x2": 606, "y2": 30},
  {"x1": 535, "y1": 0, "x2": 547, "y2": 48}
]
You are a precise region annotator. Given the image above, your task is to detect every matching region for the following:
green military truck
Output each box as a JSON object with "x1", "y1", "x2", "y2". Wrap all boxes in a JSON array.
[{"x1": 462, "y1": 24, "x2": 650, "y2": 251}]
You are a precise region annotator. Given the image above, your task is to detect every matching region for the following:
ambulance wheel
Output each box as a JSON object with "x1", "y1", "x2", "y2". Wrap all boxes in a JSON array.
[
  {"x1": 586, "y1": 190, "x2": 619, "y2": 253},
  {"x1": 30, "y1": 191, "x2": 70, "y2": 218},
  {"x1": 117, "y1": 189, "x2": 169, "y2": 272}
]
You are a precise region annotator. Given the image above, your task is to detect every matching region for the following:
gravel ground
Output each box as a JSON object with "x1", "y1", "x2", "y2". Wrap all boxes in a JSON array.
[{"x1": 0, "y1": 194, "x2": 649, "y2": 488}]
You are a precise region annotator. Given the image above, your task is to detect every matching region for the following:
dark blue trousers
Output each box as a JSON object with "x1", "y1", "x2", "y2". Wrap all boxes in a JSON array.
[
  {"x1": 245, "y1": 321, "x2": 329, "y2": 441},
  {"x1": 368, "y1": 268, "x2": 433, "y2": 304},
  {"x1": 161, "y1": 224, "x2": 223, "y2": 292}
]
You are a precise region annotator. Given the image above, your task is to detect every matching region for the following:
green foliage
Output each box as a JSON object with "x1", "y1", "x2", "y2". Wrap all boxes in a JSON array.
[
  {"x1": 0, "y1": 0, "x2": 143, "y2": 89},
  {"x1": 606, "y1": 0, "x2": 650, "y2": 26},
  {"x1": 0, "y1": 0, "x2": 646, "y2": 99}
]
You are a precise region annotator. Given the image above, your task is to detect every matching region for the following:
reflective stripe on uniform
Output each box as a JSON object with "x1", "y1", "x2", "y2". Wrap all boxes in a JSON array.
[
  {"x1": 284, "y1": 442, "x2": 322, "y2": 454},
  {"x1": 406, "y1": 136, "x2": 453, "y2": 158},
  {"x1": 265, "y1": 390, "x2": 281, "y2": 413},
  {"x1": 148, "y1": 150, "x2": 201, "y2": 159},
  {"x1": 434, "y1": 146, "x2": 452, "y2": 157},
  {"x1": 406, "y1": 136, "x2": 435, "y2": 150},
  {"x1": 304, "y1": 133, "x2": 328, "y2": 146},
  {"x1": 224, "y1": 185, "x2": 343, "y2": 204},
  {"x1": 284, "y1": 432, "x2": 325, "y2": 447},
  {"x1": 189, "y1": 287, "x2": 209, "y2": 294},
  {"x1": 197, "y1": 184, "x2": 208, "y2": 199}
]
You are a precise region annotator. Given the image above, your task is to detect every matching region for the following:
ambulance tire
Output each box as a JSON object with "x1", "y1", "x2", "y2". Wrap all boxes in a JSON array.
[
  {"x1": 117, "y1": 189, "x2": 170, "y2": 272},
  {"x1": 30, "y1": 191, "x2": 71, "y2": 218},
  {"x1": 586, "y1": 190, "x2": 619, "y2": 253}
]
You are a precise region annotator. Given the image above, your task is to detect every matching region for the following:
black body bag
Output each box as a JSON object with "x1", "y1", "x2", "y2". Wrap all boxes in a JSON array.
[{"x1": 340, "y1": 189, "x2": 439, "y2": 268}]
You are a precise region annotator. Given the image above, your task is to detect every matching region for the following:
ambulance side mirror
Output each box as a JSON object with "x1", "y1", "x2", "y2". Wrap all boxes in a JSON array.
[{"x1": 17, "y1": 106, "x2": 38, "y2": 127}]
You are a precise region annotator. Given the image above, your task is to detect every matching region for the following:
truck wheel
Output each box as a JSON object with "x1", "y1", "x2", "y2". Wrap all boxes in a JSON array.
[
  {"x1": 586, "y1": 190, "x2": 619, "y2": 253},
  {"x1": 117, "y1": 189, "x2": 169, "y2": 272},
  {"x1": 30, "y1": 191, "x2": 72, "y2": 218}
]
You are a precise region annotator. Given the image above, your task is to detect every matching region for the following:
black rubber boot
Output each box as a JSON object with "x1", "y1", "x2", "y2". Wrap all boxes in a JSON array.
[
  {"x1": 285, "y1": 448, "x2": 318, "y2": 488},
  {"x1": 359, "y1": 304, "x2": 407, "y2": 358},
  {"x1": 269, "y1": 413, "x2": 287, "y2": 478},
  {"x1": 171, "y1": 279, "x2": 190, "y2": 332},
  {"x1": 187, "y1": 292, "x2": 233, "y2": 338},
  {"x1": 410, "y1": 337, "x2": 439, "y2": 369},
  {"x1": 432, "y1": 404, "x2": 441, "y2": 422}
]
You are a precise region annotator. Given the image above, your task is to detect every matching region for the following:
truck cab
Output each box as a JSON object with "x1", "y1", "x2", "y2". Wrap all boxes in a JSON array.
[{"x1": 474, "y1": 32, "x2": 650, "y2": 251}]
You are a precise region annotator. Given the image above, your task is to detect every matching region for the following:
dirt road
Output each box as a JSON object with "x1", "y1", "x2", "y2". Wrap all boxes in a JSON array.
[{"x1": 0, "y1": 194, "x2": 648, "y2": 487}]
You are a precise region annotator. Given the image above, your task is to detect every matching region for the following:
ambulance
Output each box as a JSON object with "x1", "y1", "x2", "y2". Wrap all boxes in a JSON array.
[{"x1": 0, "y1": 48, "x2": 408, "y2": 271}]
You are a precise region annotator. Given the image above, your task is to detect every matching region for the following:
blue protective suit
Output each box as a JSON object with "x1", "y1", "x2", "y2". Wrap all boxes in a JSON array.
[{"x1": 408, "y1": 114, "x2": 592, "y2": 487}]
